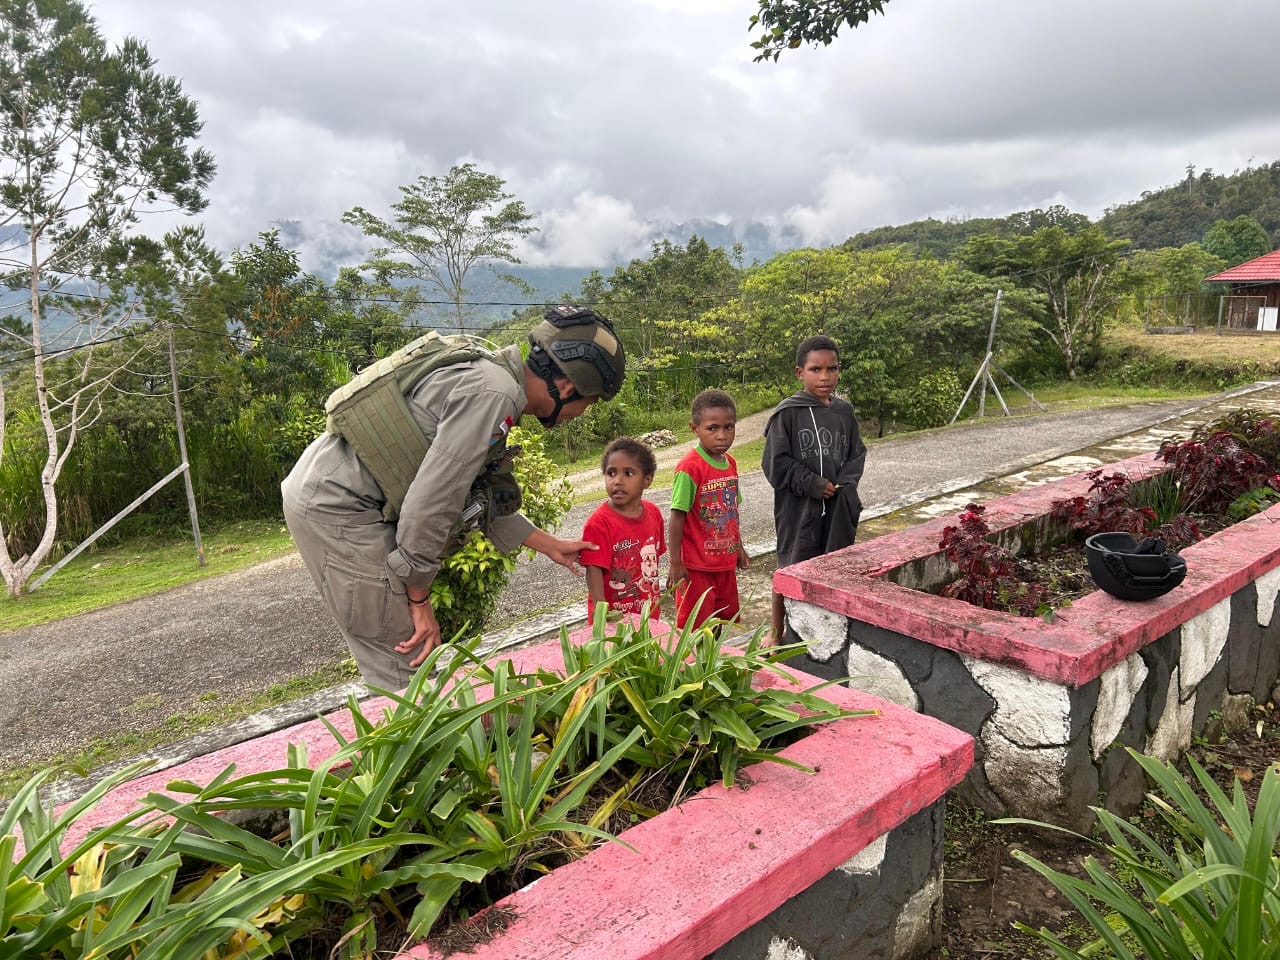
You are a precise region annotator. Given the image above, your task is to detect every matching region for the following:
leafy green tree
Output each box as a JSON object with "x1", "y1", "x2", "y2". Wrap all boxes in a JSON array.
[
  {"x1": 1118, "y1": 243, "x2": 1226, "y2": 326},
  {"x1": 960, "y1": 225, "x2": 1131, "y2": 380},
  {"x1": 326, "y1": 266, "x2": 419, "y2": 370},
  {"x1": 749, "y1": 0, "x2": 891, "y2": 61},
  {"x1": 342, "y1": 163, "x2": 538, "y2": 334},
  {"x1": 229, "y1": 230, "x2": 338, "y2": 408},
  {"x1": 580, "y1": 235, "x2": 744, "y2": 361},
  {"x1": 0, "y1": 0, "x2": 214, "y2": 596},
  {"x1": 1201, "y1": 215, "x2": 1272, "y2": 267},
  {"x1": 844, "y1": 205, "x2": 1091, "y2": 259},
  {"x1": 696, "y1": 246, "x2": 1017, "y2": 432}
]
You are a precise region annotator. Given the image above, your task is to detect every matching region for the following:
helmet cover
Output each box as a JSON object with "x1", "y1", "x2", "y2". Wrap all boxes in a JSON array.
[
  {"x1": 1085, "y1": 532, "x2": 1187, "y2": 602},
  {"x1": 528, "y1": 305, "x2": 625, "y2": 400}
]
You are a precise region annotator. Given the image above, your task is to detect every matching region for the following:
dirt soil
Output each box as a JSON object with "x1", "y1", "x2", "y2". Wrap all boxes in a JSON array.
[{"x1": 923, "y1": 695, "x2": 1280, "y2": 958}]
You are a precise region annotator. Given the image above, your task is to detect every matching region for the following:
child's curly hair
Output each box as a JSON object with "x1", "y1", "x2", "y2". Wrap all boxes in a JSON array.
[
  {"x1": 601, "y1": 436, "x2": 657, "y2": 477},
  {"x1": 690, "y1": 388, "x2": 736, "y2": 423}
]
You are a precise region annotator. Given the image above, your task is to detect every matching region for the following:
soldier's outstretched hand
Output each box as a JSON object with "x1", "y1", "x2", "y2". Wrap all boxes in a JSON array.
[{"x1": 524, "y1": 528, "x2": 595, "y2": 577}]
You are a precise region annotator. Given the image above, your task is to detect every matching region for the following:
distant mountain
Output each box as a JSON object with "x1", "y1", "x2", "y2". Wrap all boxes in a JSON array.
[
  {"x1": 645, "y1": 218, "x2": 803, "y2": 265},
  {"x1": 842, "y1": 159, "x2": 1280, "y2": 257},
  {"x1": 1098, "y1": 161, "x2": 1280, "y2": 251}
]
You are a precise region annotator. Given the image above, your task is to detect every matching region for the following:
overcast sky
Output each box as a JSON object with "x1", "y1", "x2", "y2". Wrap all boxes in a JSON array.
[{"x1": 92, "y1": 0, "x2": 1280, "y2": 274}]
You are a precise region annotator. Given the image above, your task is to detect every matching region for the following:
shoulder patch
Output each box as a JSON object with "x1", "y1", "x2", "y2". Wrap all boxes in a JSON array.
[{"x1": 490, "y1": 415, "x2": 515, "y2": 445}]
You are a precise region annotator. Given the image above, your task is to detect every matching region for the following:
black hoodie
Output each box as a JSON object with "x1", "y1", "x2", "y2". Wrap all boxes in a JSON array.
[{"x1": 761, "y1": 391, "x2": 866, "y2": 567}]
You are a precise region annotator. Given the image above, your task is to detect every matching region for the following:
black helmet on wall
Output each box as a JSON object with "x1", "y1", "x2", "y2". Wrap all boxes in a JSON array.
[
  {"x1": 1085, "y1": 532, "x2": 1187, "y2": 602},
  {"x1": 528, "y1": 305, "x2": 626, "y2": 400}
]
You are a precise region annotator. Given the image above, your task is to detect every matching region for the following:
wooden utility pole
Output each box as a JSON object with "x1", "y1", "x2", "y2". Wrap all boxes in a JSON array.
[
  {"x1": 952, "y1": 290, "x2": 1046, "y2": 424},
  {"x1": 169, "y1": 324, "x2": 205, "y2": 566}
]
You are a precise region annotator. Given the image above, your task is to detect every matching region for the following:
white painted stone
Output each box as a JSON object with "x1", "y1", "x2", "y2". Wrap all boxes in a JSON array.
[
  {"x1": 1091, "y1": 654, "x2": 1149, "y2": 760},
  {"x1": 892, "y1": 874, "x2": 943, "y2": 960},
  {"x1": 784, "y1": 599, "x2": 847, "y2": 662},
  {"x1": 765, "y1": 936, "x2": 813, "y2": 960},
  {"x1": 1180, "y1": 598, "x2": 1230, "y2": 693},
  {"x1": 966, "y1": 659, "x2": 1071, "y2": 746},
  {"x1": 1257, "y1": 566, "x2": 1280, "y2": 628},
  {"x1": 838, "y1": 834, "x2": 886, "y2": 876},
  {"x1": 982, "y1": 727, "x2": 1069, "y2": 811},
  {"x1": 1147, "y1": 667, "x2": 1195, "y2": 761},
  {"x1": 846, "y1": 642, "x2": 919, "y2": 710}
]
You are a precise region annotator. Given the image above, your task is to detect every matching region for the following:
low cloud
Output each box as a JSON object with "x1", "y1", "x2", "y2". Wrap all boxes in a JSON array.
[{"x1": 522, "y1": 192, "x2": 654, "y2": 268}]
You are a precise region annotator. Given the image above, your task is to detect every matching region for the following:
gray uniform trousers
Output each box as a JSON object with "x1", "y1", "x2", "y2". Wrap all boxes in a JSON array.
[{"x1": 283, "y1": 501, "x2": 417, "y2": 692}]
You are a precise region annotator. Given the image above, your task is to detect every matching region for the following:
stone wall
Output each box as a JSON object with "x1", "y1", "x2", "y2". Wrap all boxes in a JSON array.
[
  {"x1": 708, "y1": 804, "x2": 944, "y2": 960},
  {"x1": 775, "y1": 454, "x2": 1280, "y2": 829}
]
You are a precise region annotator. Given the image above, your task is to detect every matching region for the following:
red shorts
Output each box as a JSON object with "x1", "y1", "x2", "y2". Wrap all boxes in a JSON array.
[{"x1": 675, "y1": 568, "x2": 740, "y2": 630}]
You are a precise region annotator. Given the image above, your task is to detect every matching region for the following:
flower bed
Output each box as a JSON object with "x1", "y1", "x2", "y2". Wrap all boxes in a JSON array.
[
  {"x1": 19, "y1": 624, "x2": 973, "y2": 960},
  {"x1": 775, "y1": 451, "x2": 1280, "y2": 830}
]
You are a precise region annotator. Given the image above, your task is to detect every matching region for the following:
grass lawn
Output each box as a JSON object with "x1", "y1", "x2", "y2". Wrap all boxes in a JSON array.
[{"x1": 0, "y1": 518, "x2": 297, "y2": 633}]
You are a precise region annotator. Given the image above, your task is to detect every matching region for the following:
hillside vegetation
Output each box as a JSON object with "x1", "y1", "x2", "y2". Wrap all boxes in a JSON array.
[{"x1": 845, "y1": 160, "x2": 1280, "y2": 257}]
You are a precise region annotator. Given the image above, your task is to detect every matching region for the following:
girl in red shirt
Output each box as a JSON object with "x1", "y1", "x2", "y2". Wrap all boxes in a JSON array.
[{"x1": 581, "y1": 438, "x2": 666, "y2": 621}]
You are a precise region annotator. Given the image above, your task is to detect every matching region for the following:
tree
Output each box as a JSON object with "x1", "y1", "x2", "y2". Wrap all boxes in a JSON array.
[
  {"x1": 1118, "y1": 243, "x2": 1225, "y2": 326},
  {"x1": 1201, "y1": 215, "x2": 1272, "y2": 267},
  {"x1": 694, "y1": 246, "x2": 1017, "y2": 432},
  {"x1": 960, "y1": 226, "x2": 1131, "y2": 380},
  {"x1": 0, "y1": 0, "x2": 214, "y2": 596},
  {"x1": 229, "y1": 230, "x2": 336, "y2": 408},
  {"x1": 341, "y1": 163, "x2": 538, "y2": 334},
  {"x1": 749, "y1": 0, "x2": 891, "y2": 61},
  {"x1": 579, "y1": 235, "x2": 744, "y2": 361}
]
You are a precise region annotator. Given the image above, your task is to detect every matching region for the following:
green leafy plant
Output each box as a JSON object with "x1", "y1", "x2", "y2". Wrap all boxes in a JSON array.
[
  {"x1": 3, "y1": 620, "x2": 869, "y2": 958},
  {"x1": 998, "y1": 749, "x2": 1280, "y2": 959},
  {"x1": 893, "y1": 368, "x2": 964, "y2": 430},
  {"x1": 559, "y1": 610, "x2": 875, "y2": 792},
  {"x1": 431, "y1": 426, "x2": 572, "y2": 639},
  {"x1": 1230, "y1": 486, "x2": 1280, "y2": 522}
]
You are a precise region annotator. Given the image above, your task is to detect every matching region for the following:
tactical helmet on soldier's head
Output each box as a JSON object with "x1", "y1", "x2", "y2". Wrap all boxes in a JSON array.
[{"x1": 527, "y1": 305, "x2": 625, "y2": 400}]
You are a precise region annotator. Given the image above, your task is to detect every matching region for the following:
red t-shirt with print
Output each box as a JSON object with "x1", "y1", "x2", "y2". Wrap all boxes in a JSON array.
[
  {"x1": 670, "y1": 447, "x2": 741, "y2": 572},
  {"x1": 580, "y1": 499, "x2": 666, "y2": 618}
]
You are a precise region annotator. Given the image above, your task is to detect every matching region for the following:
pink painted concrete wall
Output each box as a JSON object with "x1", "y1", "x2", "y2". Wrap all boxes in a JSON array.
[
  {"x1": 43, "y1": 620, "x2": 973, "y2": 960},
  {"x1": 775, "y1": 452, "x2": 1280, "y2": 686}
]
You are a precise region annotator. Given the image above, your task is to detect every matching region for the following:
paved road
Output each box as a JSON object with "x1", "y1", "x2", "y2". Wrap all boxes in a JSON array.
[{"x1": 3, "y1": 385, "x2": 1277, "y2": 776}]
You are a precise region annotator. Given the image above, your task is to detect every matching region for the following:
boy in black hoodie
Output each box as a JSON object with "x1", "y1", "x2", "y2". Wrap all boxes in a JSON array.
[{"x1": 761, "y1": 335, "x2": 867, "y2": 641}]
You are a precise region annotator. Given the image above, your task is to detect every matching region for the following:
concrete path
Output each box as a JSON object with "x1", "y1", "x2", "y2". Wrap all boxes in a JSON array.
[{"x1": 4, "y1": 383, "x2": 1279, "y2": 787}]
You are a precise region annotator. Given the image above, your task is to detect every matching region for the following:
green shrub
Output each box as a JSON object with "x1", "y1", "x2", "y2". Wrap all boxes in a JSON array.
[
  {"x1": 430, "y1": 426, "x2": 572, "y2": 640},
  {"x1": 894, "y1": 368, "x2": 964, "y2": 429}
]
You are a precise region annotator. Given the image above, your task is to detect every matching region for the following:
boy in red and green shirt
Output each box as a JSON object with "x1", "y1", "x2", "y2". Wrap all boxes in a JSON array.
[{"x1": 667, "y1": 389, "x2": 750, "y2": 630}]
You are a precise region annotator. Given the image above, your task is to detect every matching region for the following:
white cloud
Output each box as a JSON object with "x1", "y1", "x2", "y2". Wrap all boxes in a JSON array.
[
  {"x1": 81, "y1": 0, "x2": 1280, "y2": 274},
  {"x1": 523, "y1": 192, "x2": 653, "y2": 267},
  {"x1": 785, "y1": 168, "x2": 898, "y2": 247}
]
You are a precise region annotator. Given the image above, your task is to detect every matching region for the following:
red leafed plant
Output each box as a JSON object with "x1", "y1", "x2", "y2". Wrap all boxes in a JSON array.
[
  {"x1": 1157, "y1": 427, "x2": 1277, "y2": 513},
  {"x1": 939, "y1": 504, "x2": 1048, "y2": 616},
  {"x1": 936, "y1": 412, "x2": 1280, "y2": 617},
  {"x1": 1050, "y1": 469, "x2": 1155, "y2": 537}
]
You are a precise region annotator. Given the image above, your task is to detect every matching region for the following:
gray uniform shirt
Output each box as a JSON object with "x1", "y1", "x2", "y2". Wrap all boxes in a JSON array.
[{"x1": 282, "y1": 345, "x2": 535, "y2": 591}]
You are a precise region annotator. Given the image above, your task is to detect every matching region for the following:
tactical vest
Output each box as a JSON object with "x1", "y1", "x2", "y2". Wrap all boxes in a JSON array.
[{"x1": 325, "y1": 331, "x2": 521, "y2": 525}]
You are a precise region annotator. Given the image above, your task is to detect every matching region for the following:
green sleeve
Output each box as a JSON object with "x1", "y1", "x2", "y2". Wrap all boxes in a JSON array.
[{"x1": 671, "y1": 470, "x2": 696, "y2": 512}]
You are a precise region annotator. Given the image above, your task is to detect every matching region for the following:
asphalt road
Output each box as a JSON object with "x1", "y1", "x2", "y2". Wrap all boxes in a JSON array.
[{"x1": 3, "y1": 385, "x2": 1276, "y2": 777}]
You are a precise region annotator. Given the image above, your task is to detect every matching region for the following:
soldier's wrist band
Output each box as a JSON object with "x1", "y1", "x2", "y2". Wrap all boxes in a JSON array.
[{"x1": 407, "y1": 595, "x2": 430, "y2": 607}]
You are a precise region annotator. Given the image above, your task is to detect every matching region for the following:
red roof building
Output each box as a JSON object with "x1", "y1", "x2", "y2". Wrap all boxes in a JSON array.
[{"x1": 1206, "y1": 249, "x2": 1280, "y2": 332}]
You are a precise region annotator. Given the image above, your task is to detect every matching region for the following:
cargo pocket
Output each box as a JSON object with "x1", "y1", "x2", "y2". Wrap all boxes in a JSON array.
[{"x1": 320, "y1": 554, "x2": 394, "y2": 644}]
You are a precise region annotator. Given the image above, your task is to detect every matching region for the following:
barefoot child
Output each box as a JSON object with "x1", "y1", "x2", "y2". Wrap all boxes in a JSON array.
[
  {"x1": 580, "y1": 437, "x2": 666, "y2": 621},
  {"x1": 667, "y1": 389, "x2": 750, "y2": 630}
]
